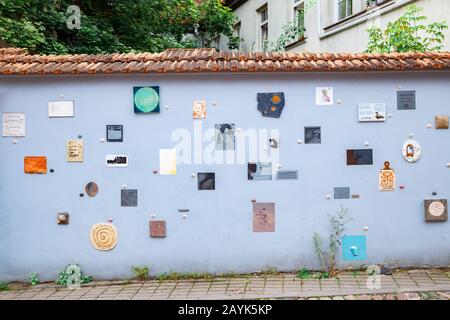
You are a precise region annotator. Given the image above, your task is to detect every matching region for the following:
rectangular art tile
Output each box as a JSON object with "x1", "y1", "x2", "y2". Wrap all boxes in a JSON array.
[
  {"x1": 197, "y1": 172, "x2": 215, "y2": 190},
  {"x1": 248, "y1": 162, "x2": 272, "y2": 180},
  {"x1": 334, "y1": 187, "x2": 350, "y2": 199},
  {"x1": 253, "y1": 202, "x2": 275, "y2": 232},
  {"x1": 358, "y1": 103, "x2": 386, "y2": 122},
  {"x1": 121, "y1": 189, "x2": 138, "y2": 207},
  {"x1": 276, "y1": 170, "x2": 298, "y2": 180},
  {"x1": 346, "y1": 149, "x2": 373, "y2": 165},
  {"x1": 150, "y1": 220, "x2": 166, "y2": 238},
  {"x1": 397, "y1": 90, "x2": 416, "y2": 110},
  {"x1": 48, "y1": 101, "x2": 74, "y2": 117},
  {"x1": 379, "y1": 161, "x2": 395, "y2": 191},
  {"x1": 106, "y1": 155, "x2": 128, "y2": 167},
  {"x1": 159, "y1": 149, "x2": 177, "y2": 175},
  {"x1": 215, "y1": 124, "x2": 235, "y2": 150},
  {"x1": 435, "y1": 115, "x2": 449, "y2": 129},
  {"x1": 66, "y1": 140, "x2": 83, "y2": 162},
  {"x1": 304, "y1": 127, "x2": 321, "y2": 144},
  {"x1": 316, "y1": 87, "x2": 333, "y2": 106},
  {"x1": 193, "y1": 100, "x2": 206, "y2": 119},
  {"x1": 133, "y1": 86, "x2": 160, "y2": 113},
  {"x1": 106, "y1": 125, "x2": 123, "y2": 142},
  {"x1": 24, "y1": 156, "x2": 47, "y2": 174},
  {"x1": 257, "y1": 92, "x2": 285, "y2": 118},
  {"x1": 424, "y1": 199, "x2": 448, "y2": 222},
  {"x1": 342, "y1": 235, "x2": 367, "y2": 261},
  {"x1": 2, "y1": 112, "x2": 25, "y2": 137}
]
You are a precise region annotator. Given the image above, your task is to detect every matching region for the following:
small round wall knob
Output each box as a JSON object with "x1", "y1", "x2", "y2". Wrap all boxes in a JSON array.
[
  {"x1": 108, "y1": 219, "x2": 113, "y2": 223},
  {"x1": 297, "y1": 139, "x2": 303, "y2": 144},
  {"x1": 100, "y1": 138, "x2": 105, "y2": 143},
  {"x1": 277, "y1": 164, "x2": 282, "y2": 169},
  {"x1": 336, "y1": 99, "x2": 342, "y2": 104},
  {"x1": 387, "y1": 113, "x2": 393, "y2": 118},
  {"x1": 50, "y1": 169, "x2": 55, "y2": 173},
  {"x1": 191, "y1": 173, "x2": 196, "y2": 178},
  {"x1": 364, "y1": 141, "x2": 369, "y2": 146},
  {"x1": 409, "y1": 133, "x2": 414, "y2": 138},
  {"x1": 121, "y1": 184, "x2": 127, "y2": 190},
  {"x1": 363, "y1": 226, "x2": 369, "y2": 231},
  {"x1": 153, "y1": 169, "x2": 158, "y2": 174},
  {"x1": 182, "y1": 214, "x2": 188, "y2": 219},
  {"x1": 427, "y1": 124, "x2": 432, "y2": 129},
  {"x1": 432, "y1": 191, "x2": 437, "y2": 196},
  {"x1": 150, "y1": 213, "x2": 156, "y2": 219},
  {"x1": 446, "y1": 163, "x2": 450, "y2": 168},
  {"x1": 251, "y1": 198, "x2": 257, "y2": 203},
  {"x1": 211, "y1": 101, "x2": 217, "y2": 106},
  {"x1": 399, "y1": 185, "x2": 405, "y2": 190},
  {"x1": 79, "y1": 193, "x2": 84, "y2": 197},
  {"x1": 12, "y1": 139, "x2": 18, "y2": 144},
  {"x1": 164, "y1": 105, "x2": 170, "y2": 110},
  {"x1": 77, "y1": 134, "x2": 83, "y2": 139},
  {"x1": 325, "y1": 194, "x2": 331, "y2": 200}
]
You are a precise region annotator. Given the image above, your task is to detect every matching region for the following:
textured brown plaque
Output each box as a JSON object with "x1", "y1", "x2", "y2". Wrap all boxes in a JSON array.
[
  {"x1": 435, "y1": 115, "x2": 449, "y2": 129},
  {"x1": 85, "y1": 182, "x2": 99, "y2": 197},
  {"x1": 57, "y1": 212, "x2": 69, "y2": 225},
  {"x1": 150, "y1": 220, "x2": 166, "y2": 238},
  {"x1": 253, "y1": 203, "x2": 275, "y2": 232}
]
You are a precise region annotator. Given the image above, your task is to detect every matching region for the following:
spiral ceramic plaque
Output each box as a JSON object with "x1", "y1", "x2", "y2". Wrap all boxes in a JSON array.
[
  {"x1": 402, "y1": 139, "x2": 421, "y2": 163},
  {"x1": 379, "y1": 161, "x2": 395, "y2": 191},
  {"x1": 90, "y1": 223, "x2": 118, "y2": 251}
]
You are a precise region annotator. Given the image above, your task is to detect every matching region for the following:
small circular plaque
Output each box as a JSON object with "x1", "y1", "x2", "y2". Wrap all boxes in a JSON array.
[
  {"x1": 429, "y1": 201, "x2": 445, "y2": 217},
  {"x1": 85, "y1": 182, "x2": 99, "y2": 197}
]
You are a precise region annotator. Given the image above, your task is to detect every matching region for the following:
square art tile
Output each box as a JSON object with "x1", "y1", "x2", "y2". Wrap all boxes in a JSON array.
[
  {"x1": 424, "y1": 199, "x2": 448, "y2": 222},
  {"x1": 334, "y1": 187, "x2": 350, "y2": 199},
  {"x1": 435, "y1": 115, "x2": 449, "y2": 129},
  {"x1": 193, "y1": 100, "x2": 206, "y2": 119},
  {"x1": 276, "y1": 170, "x2": 298, "y2": 180},
  {"x1": 24, "y1": 156, "x2": 47, "y2": 174},
  {"x1": 257, "y1": 92, "x2": 285, "y2": 118},
  {"x1": 48, "y1": 101, "x2": 74, "y2": 117},
  {"x1": 159, "y1": 149, "x2": 176, "y2": 175},
  {"x1": 248, "y1": 162, "x2": 272, "y2": 180},
  {"x1": 133, "y1": 86, "x2": 160, "y2": 113},
  {"x1": 253, "y1": 203, "x2": 275, "y2": 232},
  {"x1": 215, "y1": 124, "x2": 235, "y2": 150},
  {"x1": 150, "y1": 220, "x2": 166, "y2": 238},
  {"x1": 121, "y1": 189, "x2": 138, "y2": 207},
  {"x1": 379, "y1": 162, "x2": 395, "y2": 191},
  {"x1": 66, "y1": 140, "x2": 83, "y2": 162},
  {"x1": 346, "y1": 149, "x2": 373, "y2": 165},
  {"x1": 316, "y1": 87, "x2": 333, "y2": 106},
  {"x1": 397, "y1": 91, "x2": 416, "y2": 110},
  {"x1": 198, "y1": 173, "x2": 215, "y2": 190},
  {"x1": 304, "y1": 127, "x2": 321, "y2": 144},
  {"x1": 342, "y1": 235, "x2": 367, "y2": 261},
  {"x1": 106, "y1": 125, "x2": 123, "y2": 142}
]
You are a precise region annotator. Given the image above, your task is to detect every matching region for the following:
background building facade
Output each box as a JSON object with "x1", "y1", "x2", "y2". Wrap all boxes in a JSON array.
[{"x1": 222, "y1": 0, "x2": 450, "y2": 52}]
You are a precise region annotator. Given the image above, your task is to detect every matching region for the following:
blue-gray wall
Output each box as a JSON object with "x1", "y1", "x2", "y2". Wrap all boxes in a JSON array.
[{"x1": 1, "y1": 72, "x2": 449, "y2": 281}]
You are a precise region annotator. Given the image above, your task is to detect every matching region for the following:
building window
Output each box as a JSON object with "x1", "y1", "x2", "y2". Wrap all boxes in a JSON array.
[
  {"x1": 337, "y1": 0, "x2": 352, "y2": 21},
  {"x1": 258, "y1": 4, "x2": 269, "y2": 50},
  {"x1": 293, "y1": 0, "x2": 305, "y2": 38},
  {"x1": 233, "y1": 21, "x2": 241, "y2": 50}
]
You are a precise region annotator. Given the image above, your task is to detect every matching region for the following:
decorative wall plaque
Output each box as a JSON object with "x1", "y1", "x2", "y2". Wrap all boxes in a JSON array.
[
  {"x1": 358, "y1": 103, "x2": 386, "y2": 122},
  {"x1": 57, "y1": 212, "x2": 70, "y2": 225},
  {"x1": 198, "y1": 172, "x2": 215, "y2": 190},
  {"x1": 379, "y1": 161, "x2": 395, "y2": 191},
  {"x1": 248, "y1": 162, "x2": 272, "y2": 180},
  {"x1": 66, "y1": 140, "x2": 83, "y2": 162},
  {"x1": 48, "y1": 101, "x2": 74, "y2": 117},
  {"x1": 85, "y1": 182, "x2": 99, "y2": 197},
  {"x1": 402, "y1": 139, "x2": 421, "y2": 163},
  {"x1": 106, "y1": 125, "x2": 123, "y2": 142},
  {"x1": 106, "y1": 154, "x2": 128, "y2": 167},
  {"x1": 397, "y1": 91, "x2": 416, "y2": 110},
  {"x1": 334, "y1": 187, "x2": 350, "y2": 199},
  {"x1": 342, "y1": 235, "x2": 367, "y2": 261},
  {"x1": 424, "y1": 199, "x2": 448, "y2": 222},
  {"x1": 346, "y1": 149, "x2": 373, "y2": 165},
  {"x1": 121, "y1": 189, "x2": 138, "y2": 207},
  {"x1": 269, "y1": 138, "x2": 279, "y2": 148},
  {"x1": 2, "y1": 112, "x2": 25, "y2": 137},
  {"x1": 316, "y1": 87, "x2": 333, "y2": 106},
  {"x1": 150, "y1": 220, "x2": 166, "y2": 238},
  {"x1": 276, "y1": 170, "x2": 298, "y2": 180},
  {"x1": 133, "y1": 86, "x2": 160, "y2": 113},
  {"x1": 253, "y1": 202, "x2": 275, "y2": 232},
  {"x1": 215, "y1": 124, "x2": 235, "y2": 150},
  {"x1": 159, "y1": 149, "x2": 177, "y2": 175},
  {"x1": 90, "y1": 223, "x2": 118, "y2": 251},
  {"x1": 435, "y1": 115, "x2": 449, "y2": 129},
  {"x1": 257, "y1": 92, "x2": 285, "y2": 118},
  {"x1": 24, "y1": 156, "x2": 47, "y2": 174},
  {"x1": 304, "y1": 126, "x2": 321, "y2": 144},
  {"x1": 193, "y1": 100, "x2": 206, "y2": 119}
]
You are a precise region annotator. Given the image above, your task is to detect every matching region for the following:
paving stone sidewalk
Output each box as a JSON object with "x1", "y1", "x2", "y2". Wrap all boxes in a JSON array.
[{"x1": 1, "y1": 269, "x2": 450, "y2": 300}]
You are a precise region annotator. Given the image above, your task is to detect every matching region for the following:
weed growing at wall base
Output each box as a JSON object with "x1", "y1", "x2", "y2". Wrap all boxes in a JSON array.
[{"x1": 131, "y1": 266, "x2": 150, "y2": 281}]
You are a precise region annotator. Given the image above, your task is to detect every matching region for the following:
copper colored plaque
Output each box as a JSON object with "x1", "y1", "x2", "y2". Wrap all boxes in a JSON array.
[
  {"x1": 253, "y1": 203, "x2": 275, "y2": 232},
  {"x1": 435, "y1": 115, "x2": 449, "y2": 129},
  {"x1": 24, "y1": 156, "x2": 47, "y2": 174},
  {"x1": 57, "y1": 212, "x2": 69, "y2": 225},
  {"x1": 85, "y1": 182, "x2": 99, "y2": 197},
  {"x1": 150, "y1": 220, "x2": 166, "y2": 238}
]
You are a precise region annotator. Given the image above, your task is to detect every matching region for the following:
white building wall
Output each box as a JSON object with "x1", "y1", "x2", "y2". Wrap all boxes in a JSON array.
[{"x1": 220, "y1": 0, "x2": 450, "y2": 53}]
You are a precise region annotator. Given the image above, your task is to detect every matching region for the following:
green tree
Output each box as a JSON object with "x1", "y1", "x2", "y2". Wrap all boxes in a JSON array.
[
  {"x1": 0, "y1": 0, "x2": 237, "y2": 54},
  {"x1": 366, "y1": 5, "x2": 448, "y2": 53}
]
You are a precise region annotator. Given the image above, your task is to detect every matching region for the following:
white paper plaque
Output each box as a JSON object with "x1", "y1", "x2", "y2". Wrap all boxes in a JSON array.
[
  {"x1": 2, "y1": 112, "x2": 25, "y2": 137},
  {"x1": 358, "y1": 103, "x2": 386, "y2": 122},
  {"x1": 48, "y1": 101, "x2": 74, "y2": 117}
]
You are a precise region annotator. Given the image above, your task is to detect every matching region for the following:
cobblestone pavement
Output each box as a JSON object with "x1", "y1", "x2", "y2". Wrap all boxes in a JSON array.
[{"x1": 1, "y1": 270, "x2": 449, "y2": 300}]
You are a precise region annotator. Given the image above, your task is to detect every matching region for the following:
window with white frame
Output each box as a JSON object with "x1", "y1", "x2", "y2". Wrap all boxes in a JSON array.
[
  {"x1": 293, "y1": 0, "x2": 305, "y2": 38},
  {"x1": 258, "y1": 4, "x2": 268, "y2": 50},
  {"x1": 337, "y1": 0, "x2": 352, "y2": 21},
  {"x1": 233, "y1": 22, "x2": 241, "y2": 50}
]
